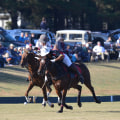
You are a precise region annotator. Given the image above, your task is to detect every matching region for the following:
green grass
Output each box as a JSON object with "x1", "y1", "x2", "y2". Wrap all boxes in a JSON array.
[
  {"x1": 0, "y1": 102, "x2": 120, "y2": 120},
  {"x1": 0, "y1": 62, "x2": 120, "y2": 97}
]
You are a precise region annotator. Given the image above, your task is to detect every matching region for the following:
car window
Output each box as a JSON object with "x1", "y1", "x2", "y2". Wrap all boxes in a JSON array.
[
  {"x1": 84, "y1": 33, "x2": 88, "y2": 41},
  {"x1": 0, "y1": 34, "x2": 4, "y2": 41},
  {"x1": 2, "y1": 32, "x2": 15, "y2": 42},
  {"x1": 34, "y1": 33, "x2": 42, "y2": 39},
  {"x1": 69, "y1": 34, "x2": 82, "y2": 40},
  {"x1": 57, "y1": 34, "x2": 67, "y2": 40}
]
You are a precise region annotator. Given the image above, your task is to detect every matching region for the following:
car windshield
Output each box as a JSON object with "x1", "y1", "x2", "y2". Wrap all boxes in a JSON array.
[
  {"x1": 57, "y1": 34, "x2": 67, "y2": 40},
  {"x1": 34, "y1": 33, "x2": 42, "y2": 39},
  {"x1": 2, "y1": 31, "x2": 15, "y2": 42},
  {"x1": 69, "y1": 34, "x2": 82, "y2": 40}
]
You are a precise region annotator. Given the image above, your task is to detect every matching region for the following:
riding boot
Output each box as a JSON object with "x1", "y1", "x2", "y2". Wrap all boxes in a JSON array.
[{"x1": 69, "y1": 64, "x2": 84, "y2": 84}]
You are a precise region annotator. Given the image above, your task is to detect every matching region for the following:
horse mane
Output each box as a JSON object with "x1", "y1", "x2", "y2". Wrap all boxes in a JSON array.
[{"x1": 26, "y1": 52, "x2": 40, "y2": 72}]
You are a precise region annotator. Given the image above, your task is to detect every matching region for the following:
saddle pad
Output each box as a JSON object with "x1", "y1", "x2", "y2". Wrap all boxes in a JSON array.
[{"x1": 75, "y1": 65, "x2": 82, "y2": 73}]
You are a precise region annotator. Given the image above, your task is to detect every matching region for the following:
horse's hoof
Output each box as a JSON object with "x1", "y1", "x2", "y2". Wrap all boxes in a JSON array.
[
  {"x1": 96, "y1": 100, "x2": 101, "y2": 104},
  {"x1": 58, "y1": 103, "x2": 61, "y2": 106},
  {"x1": 68, "y1": 106, "x2": 73, "y2": 110},
  {"x1": 78, "y1": 103, "x2": 82, "y2": 107},
  {"x1": 51, "y1": 103, "x2": 54, "y2": 108},
  {"x1": 42, "y1": 103, "x2": 46, "y2": 107},
  {"x1": 57, "y1": 110, "x2": 63, "y2": 113}
]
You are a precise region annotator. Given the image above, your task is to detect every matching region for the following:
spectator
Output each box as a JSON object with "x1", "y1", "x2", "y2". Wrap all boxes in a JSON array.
[
  {"x1": 30, "y1": 33, "x2": 35, "y2": 46},
  {"x1": 86, "y1": 43, "x2": 92, "y2": 62},
  {"x1": 40, "y1": 17, "x2": 48, "y2": 30},
  {"x1": 9, "y1": 44, "x2": 19, "y2": 65},
  {"x1": 78, "y1": 43, "x2": 92, "y2": 62},
  {"x1": 24, "y1": 32, "x2": 30, "y2": 44},
  {"x1": 65, "y1": 45, "x2": 72, "y2": 58},
  {"x1": 71, "y1": 50, "x2": 81, "y2": 62},
  {"x1": 18, "y1": 47, "x2": 22, "y2": 56},
  {"x1": 106, "y1": 37, "x2": 112, "y2": 42},
  {"x1": 3, "y1": 47, "x2": 13, "y2": 65},
  {"x1": 116, "y1": 37, "x2": 120, "y2": 48},
  {"x1": 0, "y1": 43, "x2": 6, "y2": 67},
  {"x1": 26, "y1": 44, "x2": 33, "y2": 52},
  {"x1": 92, "y1": 41, "x2": 109, "y2": 61},
  {"x1": 29, "y1": 44, "x2": 33, "y2": 52},
  {"x1": 18, "y1": 32, "x2": 25, "y2": 43},
  {"x1": 14, "y1": 47, "x2": 21, "y2": 64}
]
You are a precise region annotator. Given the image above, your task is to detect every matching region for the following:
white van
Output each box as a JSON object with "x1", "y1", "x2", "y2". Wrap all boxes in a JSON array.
[{"x1": 56, "y1": 30, "x2": 91, "y2": 45}]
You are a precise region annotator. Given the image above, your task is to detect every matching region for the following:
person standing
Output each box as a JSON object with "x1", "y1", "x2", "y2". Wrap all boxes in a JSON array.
[
  {"x1": 40, "y1": 17, "x2": 48, "y2": 30},
  {"x1": 0, "y1": 43, "x2": 7, "y2": 67},
  {"x1": 30, "y1": 33, "x2": 35, "y2": 46},
  {"x1": 24, "y1": 32, "x2": 30, "y2": 44},
  {"x1": 18, "y1": 32, "x2": 25, "y2": 43}
]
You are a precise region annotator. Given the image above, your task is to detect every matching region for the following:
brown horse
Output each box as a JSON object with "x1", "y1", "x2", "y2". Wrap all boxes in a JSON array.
[
  {"x1": 38, "y1": 57, "x2": 101, "y2": 113},
  {"x1": 20, "y1": 50, "x2": 54, "y2": 107}
]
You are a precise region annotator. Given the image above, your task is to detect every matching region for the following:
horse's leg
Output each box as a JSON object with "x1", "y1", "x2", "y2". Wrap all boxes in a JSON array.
[
  {"x1": 42, "y1": 74, "x2": 52, "y2": 104},
  {"x1": 46, "y1": 81, "x2": 52, "y2": 97},
  {"x1": 55, "y1": 90, "x2": 62, "y2": 106},
  {"x1": 42, "y1": 81, "x2": 52, "y2": 105},
  {"x1": 25, "y1": 81, "x2": 34, "y2": 103},
  {"x1": 85, "y1": 83, "x2": 101, "y2": 103},
  {"x1": 81, "y1": 64, "x2": 101, "y2": 104},
  {"x1": 73, "y1": 84, "x2": 82, "y2": 107},
  {"x1": 41, "y1": 86, "x2": 54, "y2": 107},
  {"x1": 58, "y1": 89, "x2": 73, "y2": 113}
]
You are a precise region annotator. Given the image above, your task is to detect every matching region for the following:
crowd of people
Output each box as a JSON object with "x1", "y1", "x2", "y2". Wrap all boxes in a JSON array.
[
  {"x1": 0, "y1": 43, "x2": 23, "y2": 67},
  {"x1": 1, "y1": 27, "x2": 120, "y2": 68}
]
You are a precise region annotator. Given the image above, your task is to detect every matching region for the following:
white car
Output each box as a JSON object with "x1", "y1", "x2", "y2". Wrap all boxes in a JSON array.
[{"x1": 56, "y1": 30, "x2": 91, "y2": 46}]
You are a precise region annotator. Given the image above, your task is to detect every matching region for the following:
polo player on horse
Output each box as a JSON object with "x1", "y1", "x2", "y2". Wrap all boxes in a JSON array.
[{"x1": 38, "y1": 34, "x2": 84, "y2": 84}]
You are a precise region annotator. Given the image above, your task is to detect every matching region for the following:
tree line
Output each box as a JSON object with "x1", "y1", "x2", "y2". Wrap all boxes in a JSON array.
[{"x1": 0, "y1": 0, "x2": 120, "y2": 32}]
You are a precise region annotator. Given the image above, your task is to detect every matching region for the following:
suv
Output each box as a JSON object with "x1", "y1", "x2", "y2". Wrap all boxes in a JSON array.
[{"x1": 56, "y1": 30, "x2": 91, "y2": 46}]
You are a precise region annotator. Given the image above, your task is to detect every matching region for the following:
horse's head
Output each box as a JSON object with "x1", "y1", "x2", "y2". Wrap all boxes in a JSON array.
[
  {"x1": 37, "y1": 56, "x2": 47, "y2": 76},
  {"x1": 20, "y1": 49, "x2": 35, "y2": 68}
]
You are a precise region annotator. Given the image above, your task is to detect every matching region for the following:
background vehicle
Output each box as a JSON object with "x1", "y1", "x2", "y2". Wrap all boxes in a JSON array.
[
  {"x1": 7, "y1": 29, "x2": 56, "y2": 45},
  {"x1": 0, "y1": 28, "x2": 25, "y2": 47},
  {"x1": 56, "y1": 30, "x2": 91, "y2": 46}
]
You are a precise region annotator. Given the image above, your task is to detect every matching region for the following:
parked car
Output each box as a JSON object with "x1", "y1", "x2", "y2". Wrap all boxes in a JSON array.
[
  {"x1": 0, "y1": 28, "x2": 25, "y2": 47},
  {"x1": 7, "y1": 29, "x2": 56, "y2": 45},
  {"x1": 56, "y1": 30, "x2": 91, "y2": 46}
]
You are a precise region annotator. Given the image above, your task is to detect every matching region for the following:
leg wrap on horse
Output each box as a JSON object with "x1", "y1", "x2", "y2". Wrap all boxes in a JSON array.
[{"x1": 69, "y1": 64, "x2": 84, "y2": 84}]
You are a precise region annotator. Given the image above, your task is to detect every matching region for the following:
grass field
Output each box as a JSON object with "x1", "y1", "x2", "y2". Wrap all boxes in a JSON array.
[
  {"x1": 0, "y1": 102, "x2": 120, "y2": 120},
  {"x1": 0, "y1": 62, "x2": 120, "y2": 97}
]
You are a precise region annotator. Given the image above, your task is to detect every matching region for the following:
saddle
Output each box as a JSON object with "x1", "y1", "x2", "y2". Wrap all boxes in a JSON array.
[{"x1": 52, "y1": 62, "x2": 81, "y2": 81}]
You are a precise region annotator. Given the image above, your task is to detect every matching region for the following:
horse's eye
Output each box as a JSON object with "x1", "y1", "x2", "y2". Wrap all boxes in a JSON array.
[{"x1": 41, "y1": 59, "x2": 45, "y2": 63}]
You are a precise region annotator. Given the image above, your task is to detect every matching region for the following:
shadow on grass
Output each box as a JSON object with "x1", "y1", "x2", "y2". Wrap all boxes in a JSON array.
[
  {"x1": 3, "y1": 65, "x2": 27, "y2": 72},
  {"x1": 85, "y1": 110, "x2": 120, "y2": 113},
  {"x1": 0, "y1": 72, "x2": 27, "y2": 85}
]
